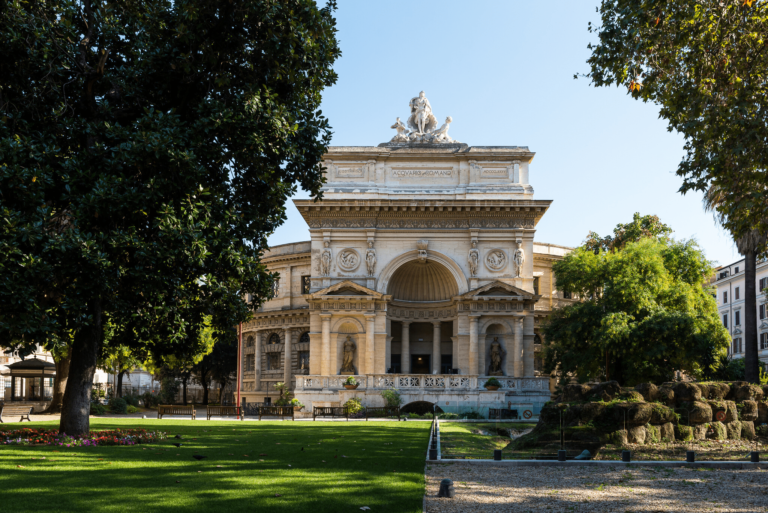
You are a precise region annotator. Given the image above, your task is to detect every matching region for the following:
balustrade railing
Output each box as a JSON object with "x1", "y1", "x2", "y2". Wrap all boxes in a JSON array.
[{"x1": 295, "y1": 375, "x2": 549, "y2": 393}]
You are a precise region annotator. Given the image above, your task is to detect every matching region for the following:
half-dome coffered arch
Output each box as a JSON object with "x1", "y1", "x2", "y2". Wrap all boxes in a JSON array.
[
  {"x1": 331, "y1": 316, "x2": 364, "y2": 333},
  {"x1": 387, "y1": 260, "x2": 459, "y2": 302},
  {"x1": 377, "y1": 250, "x2": 468, "y2": 299}
]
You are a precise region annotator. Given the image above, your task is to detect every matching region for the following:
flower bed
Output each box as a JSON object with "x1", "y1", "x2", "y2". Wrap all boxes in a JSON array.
[{"x1": 1, "y1": 428, "x2": 166, "y2": 447}]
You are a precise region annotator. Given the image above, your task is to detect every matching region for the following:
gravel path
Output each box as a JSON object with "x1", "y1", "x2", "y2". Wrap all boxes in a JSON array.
[{"x1": 426, "y1": 462, "x2": 768, "y2": 512}]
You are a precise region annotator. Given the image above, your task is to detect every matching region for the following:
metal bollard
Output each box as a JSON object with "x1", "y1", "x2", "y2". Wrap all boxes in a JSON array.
[
  {"x1": 686, "y1": 451, "x2": 695, "y2": 463},
  {"x1": 751, "y1": 451, "x2": 760, "y2": 463},
  {"x1": 429, "y1": 448, "x2": 437, "y2": 460},
  {"x1": 493, "y1": 449, "x2": 502, "y2": 461},
  {"x1": 621, "y1": 450, "x2": 631, "y2": 463},
  {"x1": 558, "y1": 450, "x2": 567, "y2": 462}
]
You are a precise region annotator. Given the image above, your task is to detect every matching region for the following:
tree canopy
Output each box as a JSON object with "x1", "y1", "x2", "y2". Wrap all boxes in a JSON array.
[
  {"x1": 0, "y1": 0, "x2": 340, "y2": 435},
  {"x1": 543, "y1": 221, "x2": 730, "y2": 386}
]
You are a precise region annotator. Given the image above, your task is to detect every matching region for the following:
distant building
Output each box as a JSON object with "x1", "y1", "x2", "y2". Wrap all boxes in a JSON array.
[{"x1": 711, "y1": 258, "x2": 768, "y2": 369}]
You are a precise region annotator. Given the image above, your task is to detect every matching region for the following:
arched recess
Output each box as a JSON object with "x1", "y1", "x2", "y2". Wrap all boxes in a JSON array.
[
  {"x1": 331, "y1": 316, "x2": 364, "y2": 334},
  {"x1": 377, "y1": 250, "x2": 468, "y2": 297},
  {"x1": 335, "y1": 321, "x2": 361, "y2": 375},
  {"x1": 483, "y1": 322, "x2": 509, "y2": 376}
]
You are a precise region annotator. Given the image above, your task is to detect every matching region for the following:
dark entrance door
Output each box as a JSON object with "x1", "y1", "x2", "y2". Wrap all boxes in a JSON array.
[{"x1": 411, "y1": 355, "x2": 430, "y2": 374}]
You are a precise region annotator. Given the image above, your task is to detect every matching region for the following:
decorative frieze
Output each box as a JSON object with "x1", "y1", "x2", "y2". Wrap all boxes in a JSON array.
[{"x1": 306, "y1": 217, "x2": 536, "y2": 229}]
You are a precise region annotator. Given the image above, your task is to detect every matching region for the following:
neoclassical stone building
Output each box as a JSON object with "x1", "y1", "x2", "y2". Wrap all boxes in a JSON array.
[{"x1": 237, "y1": 94, "x2": 575, "y2": 416}]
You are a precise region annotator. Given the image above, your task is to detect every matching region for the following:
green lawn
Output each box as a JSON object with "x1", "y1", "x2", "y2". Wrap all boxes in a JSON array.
[
  {"x1": 0, "y1": 419, "x2": 429, "y2": 512},
  {"x1": 439, "y1": 422, "x2": 536, "y2": 459}
]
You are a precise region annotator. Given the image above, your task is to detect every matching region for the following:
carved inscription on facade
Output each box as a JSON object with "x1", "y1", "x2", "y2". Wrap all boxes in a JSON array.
[{"x1": 392, "y1": 169, "x2": 452, "y2": 178}]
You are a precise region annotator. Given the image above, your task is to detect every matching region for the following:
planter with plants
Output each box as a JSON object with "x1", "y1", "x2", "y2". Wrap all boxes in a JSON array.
[
  {"x1": 290, "y1": 398, "x2": 305, "y2": 411},
  {"x1": 483, "y1": 377, "x2": 501, "y2": 391},
  {"x1": 343, "y1": 376, "x2": 359, "y2": 390}
]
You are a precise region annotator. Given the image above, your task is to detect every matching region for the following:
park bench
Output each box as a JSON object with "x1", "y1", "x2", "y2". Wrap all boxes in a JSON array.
[
  {"x1": 0, "y1": 405, "x2": 33, "y2": 423},
  {"x1": 364, "y1": 406, "x2": 400, "y2": 421},
  {"x1": 157, "y1": 405, "x2": 196, "y2": 420},
  {"x1": 313, "y1": 406, "x2": 349, "y2": 421},
  {"x1": 257, "y1": 406, "x2": 294, "y2": 421},
  {"x1": 489, "y1": 408, "x2": 518, "y2": 420},
  {"x1": 206, "y1": 405, "x2": 240, "y2": 420}
]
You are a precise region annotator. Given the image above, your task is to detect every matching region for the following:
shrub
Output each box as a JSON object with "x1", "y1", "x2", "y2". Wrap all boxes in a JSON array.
[
  {"x1": 460, "y1": 409, "x2": 484, "y2": 420},
  {"x1": 126, "y1": 405, "x2": 139, "y2": 414},
  {"x1": 344, "y1": 376, "x2": 358, "y2": 386},
  {"x1": 141, "y1": 392, "x2": 160, "y2": 408},
  {"x1": 407, "y1": 413, "x2": 423, "y2": 419},
  {"x1": 159, "y1": 377, "x2": 180, "y2": 404},
  {"x1": 343, "y1": 397, "x2": 363, "y2": 414},
  {"x1": 380, "y1": 388, "x2": 403, "y2": 408},
  {"x1": 484, "y1": 377, "x2": 502, "y2": 388},
  {"x1": 90, "y1": 402, "x2": 106, "y2": 415},
  {"x1": 437, "y1": 412, "x2": 459, "y2": 420},
  {"x1": 109, "y1": 397, "x2": 128, "y2": 414},
  {"x1": 123, "y1": 394, "x2": 140, "y2": 407}
]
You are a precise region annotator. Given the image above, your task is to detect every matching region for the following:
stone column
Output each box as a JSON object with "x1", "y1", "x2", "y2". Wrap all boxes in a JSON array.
[
  {"x1": 401, "y1": 321, "x2": 411, "y2": 373},
  {"x1": 283, "y1": 328, "x2": 292, "y2": 388},
  {"x1": 432, "y1": 321, "x2": 442, "y2": 374},
  {"x1": 254, "y1": 331, "x2": 262, "y2": 391},
  {"x1": 524, "y1": 314, "x2": 535, "y2": 377},
  {"x1": 514, "y1": 317, "x2": 524, "y2": 378},
  {"x1": 320, "y1": 314, "x2": 332, "y2": 376},
  {"x1": 469, "y1": 316, "x2": 480, "y2": 375},
  {"x1": 365, "y1": 313, "x2": 376, "y2": 375}
]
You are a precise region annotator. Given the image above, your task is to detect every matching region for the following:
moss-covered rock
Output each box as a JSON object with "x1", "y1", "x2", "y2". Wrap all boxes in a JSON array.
[
  {"x1": 656, "y1": 386, "x2": 675, "y2": 406},
  {"x1": 707, "y1": 421, "x2": 727, "y2": 440},
  {"x1": 761, "y1": 385, "x2": 768, "y2": 399},
  {"x1": 674, "y1": 424, "x2": 694, "y2": 441},
  {"x1": 676, "y1": 401, "x2": 712, "y2": 424},
  {"x1": 579, "y1": 402, "x2": 606, "y2": 424},
  {"x1": 635, "y1": 383, "x2": 658, "y2": 402},
  {"x1": 628, "y1": 425, "x2": 646, "y2": 444},
  {"x1": 645, "y1": 423, "x2": 660, "y2": 443},
  {"x1": 674, "y1": 382, "x2": 702, "y2": 403},
  {"x1": 758, "y1": 401, "x2": 768, "y2": 424},
  {"x1": 739, "y1": 400, "x2": 759, "y2": 422},
  {"x1": 598, "y1": 402, "x2": 653, "y2": 428},
  {"x1": 726, "y1": 420, "x2": 742, "y2": 440},
  {"x1": 696, "y1": 383, "x2": 711, "y2": 400},
  {"x1": 539, "y1": 403, "x2": 563, "y2": 425},
  {"x1": 708, "y1": 383, "x2": 730, "y2": 400},
  {"x1": 650, "y1": 403, "x2": 676, "y2": 424},
  {"x1": 562, "y1": 383, "x2": 592, "y2": 403},
  {"x1": 742, "y1": 420, "x2": 756, "y2": 440},
  {"x1": 708, "y1": 400, "x2": 737, "y2": 423},
  {"x1": 659, "y1": 422, "x2": 675, "y2": 442},
  {"x1": 733, "y1": 383, "x2": 764, "y2": 402},
  {"x1": 600, "y1": 429, "x2": 627, "y2": 445},
  {"x1": 619, "y1": 389, "x2": 646, "y2": 402},
  {"x1": 693, "y1": 424, "x2": 708, "y2": 440}
]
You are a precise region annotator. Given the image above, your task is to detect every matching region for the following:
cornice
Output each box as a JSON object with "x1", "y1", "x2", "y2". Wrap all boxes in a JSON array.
[{"x1": 262, "y1": 253, "x2": 311, "y2": 265}]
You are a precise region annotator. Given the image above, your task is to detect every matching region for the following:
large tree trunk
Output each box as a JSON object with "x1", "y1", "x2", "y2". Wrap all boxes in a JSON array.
[
  {"x1": 182, "y1": 376, "x2": 188, "y2": 405},
  {"x1": 60, "y1": 299, "x2": 102, "y2": 436},
  {"x1": 201, "y1": 374, "x2": 210, "y2": 404},
  {"x1": 116, "y1": 371, "x2": 125, "y2": 398},
  {"x1": 745, "y1": 250, "x2": 760, "y2": 383},
  {"x1": 44, "y1": 350, "x2": 72, "y2": 414}
]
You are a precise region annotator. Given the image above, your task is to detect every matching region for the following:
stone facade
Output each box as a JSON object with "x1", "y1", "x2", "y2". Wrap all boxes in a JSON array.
[{"x1": 237, "y1": 95, "x2": 577, "y2": 416}]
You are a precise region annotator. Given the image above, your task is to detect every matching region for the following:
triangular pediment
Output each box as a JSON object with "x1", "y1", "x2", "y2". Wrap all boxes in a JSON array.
[
  {"x1": 460, "y1": 281, "x2": 538, "y2": 300},
  {"x1": 760, "y1": 321, "x2": 768, "y2": 330},
  {"x1": 309, "y1": 280, "x2": 384, "y2": 299}
]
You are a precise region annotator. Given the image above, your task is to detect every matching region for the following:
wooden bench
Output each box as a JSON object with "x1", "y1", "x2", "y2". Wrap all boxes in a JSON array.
[
  {"x1": 157, "y1": 405, "x2": 196, "y2": 420},
  {"x1": 0, "y1": 405, "x2": 33, "y2": 423},
  {"x1": 313, "y1": 406, "x2": 349, "y2": 421},
  {"x1": 206, "y1": 405, "x2": 240, "y2": 420},
  {"x1": 257, "y1": 406, "x2": 294, "y2": 421},
  {"x1": 364, "y1": 406, "x2": 401, "y2": 421}
]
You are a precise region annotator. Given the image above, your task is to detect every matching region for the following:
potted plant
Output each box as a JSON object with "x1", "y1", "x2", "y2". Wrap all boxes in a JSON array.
[
  {"x1": 343, "y1": 376, "x2": 359, "y2": 390},
  {"x1": 290, "y1": 398, "x2": 305, "y2": 412},
  {"x1": 483, "y1": 377, "x2": 501, "y2": 391}
]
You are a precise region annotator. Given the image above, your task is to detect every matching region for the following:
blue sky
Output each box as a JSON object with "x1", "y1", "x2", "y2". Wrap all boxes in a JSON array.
[{"x1": 268, "y1": 0, "x2": 740, "y2": 267}]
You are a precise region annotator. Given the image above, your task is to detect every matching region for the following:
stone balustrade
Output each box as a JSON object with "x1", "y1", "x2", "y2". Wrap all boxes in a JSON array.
[{"x1": 295, "y1": 374, "x2": 549, "y2": 394}]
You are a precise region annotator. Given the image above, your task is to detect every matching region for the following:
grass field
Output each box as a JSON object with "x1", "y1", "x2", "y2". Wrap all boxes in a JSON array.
[
  {"x1": 439, "y1": 422, "x2": 536, "y2": 459},
  {"x1": 0, "y1": 419, "x2": 429, "y2": 512}
]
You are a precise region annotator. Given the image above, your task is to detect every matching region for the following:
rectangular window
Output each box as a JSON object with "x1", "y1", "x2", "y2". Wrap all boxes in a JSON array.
[
  {"x1": 563, "y1": 290, "x2": 572, "y2": 299},
  {"x1": 761, "y1": 304, "x2": 766, "y2": 320},
  {"x1": 267, "y1": 353, "x2": 281, "y2": 370},
  {"x1": 760, "y1": 278, "x2": 768, "y2": 291},
  {"x1": 736, "y1": 311, "x2": 741, "y2": 326},
  {"x1": 533, "y1": 277, "x2": 540, "y2": 295},
  {"x1": 298, "y1": 351, "x2": 310, "y2": 371},
  {"x1": 441, "y1": 354, "x2": 453, "y2": 374},
  {"x1": 390, "y1": 354, "x2": 401, "y2": 374},
  {"x1": 723, "y1": 314, "x2": 728, "y2": 328},
  {"x1": 301, "y1": 275, "x2": 311, "y2": 295},
  {"x1": 724, "y1": 291, "x2": 728, "y2": 303},
  {"x1": 736, "y1": 287, "x2": 740, "y2": 300},
  {"x1": 245, "y1": 354, "x2": 254, "y2": 372},
  {"x1": 735, "y1": 266, "x2": 740, "y2": 274},
  {"x1": 733, "y1": 338, "x2": 743, "y2": 354},
  {"x1": 761, "y1": 333, "x2": 768, "y2": 350}
]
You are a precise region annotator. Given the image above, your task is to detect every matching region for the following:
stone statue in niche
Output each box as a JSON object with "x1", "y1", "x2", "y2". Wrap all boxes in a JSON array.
[
  {"x1": 390, "y1": 117, "x2": 410, "y2": 142},
  {"x1": 365, "y1": 241, "x2": 377, "y2": 277},
  {"x1": 488, "y1": 337, "x2": 503, "y2": 376},
  {"x1": 468, "y1": 241, "x2": 479, "y2": 277},
  {"x1": 340, "y1": 336, "x2": 356, "y2": 374},
  {"x1": 513, "y1": 246, "x2": 525, "y2": 278},
  {"x1": 408, "y1": 91, "x2": 437, "y2": 135},
  {"x1": 271, "y1": 278, "x2": 280, "y2": 298},
  {"x1": 321, "y1": 241, "x2": 332, "y2": 276}
]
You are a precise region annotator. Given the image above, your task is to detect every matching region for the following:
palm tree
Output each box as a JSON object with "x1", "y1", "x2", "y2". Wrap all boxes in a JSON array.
[{"x1": 704, "y1": 187, "x2": 767, "y2": 383}]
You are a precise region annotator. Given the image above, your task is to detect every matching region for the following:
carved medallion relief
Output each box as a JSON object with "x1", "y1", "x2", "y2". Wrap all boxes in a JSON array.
[
  {"x1": 336, "y1": 249, "x2": 361, "y2": 272},
  {"x1": 485, "y1": 249, "x2": 507, "y2": 272}
]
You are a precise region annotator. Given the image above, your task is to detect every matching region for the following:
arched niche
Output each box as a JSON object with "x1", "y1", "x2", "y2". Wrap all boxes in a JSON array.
[
  {"x1": 335, "y1": 321, "x2": 359, "y2": 375},
  {"x1": 484, "y1": 322, "x2": 509, "y2": 376},
  {"x1": 377, "y1": 250, "x2": 468, "y2": 298}
]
